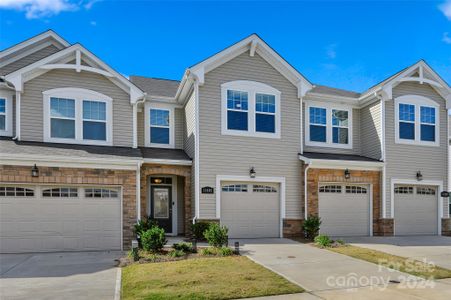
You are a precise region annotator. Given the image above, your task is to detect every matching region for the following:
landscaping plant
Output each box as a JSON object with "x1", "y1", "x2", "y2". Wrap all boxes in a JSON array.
[
  {"x1": 314, "y1": 234, "x2": 332, "y2": 248},
  {"x1": 204, "y1": 223, "x2": 229, "y2": 247},
  {"x1": 302, "y1": 215, "x2": 322, "y2": 240},
  {"x1": 191, "y1": 221, "x2": 211, "y2": 241},
  {"x1": 168, "y1": 249, "x2": 186, "y2": 258},
  {"x1": 141, "y1": 225, "x2": 167, "y2": 253},
  {"x1": 173, "y1": 242, "x2": 195, "y2": 253}
]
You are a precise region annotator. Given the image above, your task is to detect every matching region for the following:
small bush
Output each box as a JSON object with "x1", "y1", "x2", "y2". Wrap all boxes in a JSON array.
[
  {"x1": 218, "y1": 246, "x2": 234, "y2": 256},
  {"x1": 141, "y1": 226, "x2": 167, "y2": 253},
  {"x1": 200, "y1": 247, "x2": 216, "y2": 256},
  {"x1": 191, "y1": 222, "x2": 211, "y2": 240},
  {"x1": 336, "y1": 239, "x2": 345, "y2": 245},
  {"x1": 302, "y1": 215, "x2": 322, "y2": 240},
  {"x1": 134, "y1": 216, "x2": 157, "y2": 236},
  {"x1": 173, "y1": 242, "x2": 195, "y2": 253},
  {"x1": 204, "y1": 223, "x2": 228, "y2": 247},
  {"x1": 168, "y1": 249, "x2": 186, "y2": 258},
  {"x1": 314, "y1": 234, "x2": 332, "y2": 248}
]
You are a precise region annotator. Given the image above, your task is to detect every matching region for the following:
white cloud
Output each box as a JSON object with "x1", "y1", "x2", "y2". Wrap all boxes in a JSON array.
[
  {"x1": 0, "y1": 0, "x2": 97, "y2": 19},
  {"x1": 90, "y1": 20, "x2": 96, "y2": 26},
  {"x1": 440, "y1": 0, "x2": 451, "y2": 20},
  {"x1": 325, "y1": 43, "x2": 337, "y2": 59},
  {"x1": 443, "y1": 32, "x2": 451, "y2": 44}
]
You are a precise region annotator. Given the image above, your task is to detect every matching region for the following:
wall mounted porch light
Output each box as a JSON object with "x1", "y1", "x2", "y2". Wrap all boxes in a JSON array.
[
  {"x1": 416, "y1": 171, "x2": 423, "y2": 181},
  {"x1": 344, "y1": 169, "x2": 351, "y2": 179},
  {"x1": 249, "y1": 167, "x2": 256, "y2": 178},
  {"x1": 31, "y1": 164, "x2": 39, "y2": 177}
]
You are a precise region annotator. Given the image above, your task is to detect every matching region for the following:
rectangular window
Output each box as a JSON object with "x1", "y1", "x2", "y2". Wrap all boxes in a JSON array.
[
  {"x1": 309, "y1": 107, "x2": 327, "y2": 142},
  {"x1": 222, "y1": 184, "x2": 248, "y2": 192},
  {"x1": 0, "y1": 186, "x2": 34, "y2": 197},
  {"x1": 83, "y1": 100, "x2": 107, "y2": 141},
  {"x1": 255, "y1": 93, "x2": 275, "y2": 133},
  {"x1": 150, "y1": 109, "x2": 170, "y2": 144},
  {"x1": 42, "y1": 187, "x2": 78, "y2": 197},
  {"x1": 50, "y1": 97, "x2": 76, "y2": 139},
  {"x1": 332, "y1": 109, "x2": 349, "y2": 144},
  {"x1": 398, "y1": 103, "x2": 415, "y2": 140},
  {"x1": 0, "y1": 98, "x2": 5, "y2": 131},
  {"x1": 420, "y1": 106, "x2": 436, "y2": 142},
  {"x1": 227, "y1": 90, "x2": 248, "y2": 131}
]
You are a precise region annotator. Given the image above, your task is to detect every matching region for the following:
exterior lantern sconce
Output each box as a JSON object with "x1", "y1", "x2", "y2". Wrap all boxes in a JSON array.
[
  {"x1": 416, "y1": 171, "x2": 423, "y2": 181},
  {"x1": 250, "y1": 167, "x2": 256, "y2": 178},
  {"x1": 344, "y1": 169, "x2": 350, "y2": 179},
  {"x1": 31, "y1": 164, "x2": 39, "y2": 177},
  {"x1": 234, "y1": 241, "x2": 240, "y2": 254}
]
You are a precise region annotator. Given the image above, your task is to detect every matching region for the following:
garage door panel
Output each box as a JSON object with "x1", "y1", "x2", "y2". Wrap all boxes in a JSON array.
[
  {"x1": 319, "y1": 184, "x2": 370, "y2": 237},
  {"x1": 221, "y1": 182, "x2": 280, "y2": 239},
  {"x1": 0, "y1": 185, "x2": 121, "y2": 253}
]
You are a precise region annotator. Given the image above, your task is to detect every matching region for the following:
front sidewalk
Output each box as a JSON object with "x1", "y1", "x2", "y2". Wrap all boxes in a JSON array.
[{"x1": 237, "y1": 238, "x2": 451, "y2": 299}]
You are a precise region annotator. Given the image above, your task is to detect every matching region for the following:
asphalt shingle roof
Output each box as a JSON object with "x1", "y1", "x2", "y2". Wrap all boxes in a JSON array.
[
  {"x1": 129, "y1": 76, "x2": 180, "y2": 98},
  {"x1": 301, "y1": 151, "x2": 381, "y2": 162},
  {"x1": 309, "y1": 85, "x2": 360, "y2": 98}
]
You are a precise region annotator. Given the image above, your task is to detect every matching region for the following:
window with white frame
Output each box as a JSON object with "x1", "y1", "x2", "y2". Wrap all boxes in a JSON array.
[
  {"x1": 145, "y1": 102, "x2": 175, "y2": 148},
  {"x1": 0, "y1": 91, "x2": 13, "y2": 136},
  {"x1": 43, "y1": 88, "x2": 112, "y2": 145},
  {"x1": 395, "y1": 95, "x2": 439, "y2": 146},
  {"x1": 306, "y1": 103, "x2": 352, "y2": 148},
  {"x1": 221, "y1": 81, "x2": 280, "y2": 138}
]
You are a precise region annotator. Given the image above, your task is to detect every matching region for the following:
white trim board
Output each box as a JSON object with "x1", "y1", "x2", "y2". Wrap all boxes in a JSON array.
[
  {"x1": 298, "y1": 155, "x2": 384, "y2": 171},
  {"x1": 390, "y1": 178, "x2": 443, "y2": 236},
  {"x1": 215, "y1": 175, "x2": 286, "y2": 238},
  {"x1": 0, "y1": 90, "x2": 14, "y2": 137}
]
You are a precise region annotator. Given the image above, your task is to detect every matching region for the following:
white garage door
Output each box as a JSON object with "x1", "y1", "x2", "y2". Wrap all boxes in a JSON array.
[
  {"x1": 0, "y1": 185, "x2": 122, "y2": 253},
  {"x1": 319, "y1": 184, "x2": 370, "y2": 236},
  {"x1": 221, "y1": 182, "x2": 280, "y2": 238},
  {"x1": 394, "y1": 185, "x2": 438, "y2": 235}
]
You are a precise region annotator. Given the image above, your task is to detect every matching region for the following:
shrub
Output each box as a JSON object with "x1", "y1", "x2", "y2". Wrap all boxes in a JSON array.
[
  {"x1": 134, "y1": 216, "x2": 158, "y2": 236},
  {"x1": 168, "y1": 249, "x2": 186, "y2": 258},
  {"x1": 302, "y1": 215, "x2": 322, "y2": 240},
  {"x1": 204, "y1": 223, "x2": 228, "y2": 247},
  {"x1": 336, "y1": 239, "x2": 345, "y2": 245},
  {"x1": 314, "y1": 234, "x2": 332, "y2": 248},
  {"x1": 191, "y1": 222, "x2": 211, "y2": 240},
  {"x1": 200, "y1": 247, "x2": 216, "y2": 256},
  {"x1": 141, "y1": 226, "x2": 167, "y2": 253},
  {"x1": 218, "y1": 246, "x2": 234, "y2": 256},
  {"x1": 173, "y1": 242, "x2": 195, "y2": 253}
]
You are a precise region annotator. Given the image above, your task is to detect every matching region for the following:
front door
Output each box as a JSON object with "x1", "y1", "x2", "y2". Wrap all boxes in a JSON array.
[{"x1": 151, "y1": 186, "x2": 172, "y2": 233}]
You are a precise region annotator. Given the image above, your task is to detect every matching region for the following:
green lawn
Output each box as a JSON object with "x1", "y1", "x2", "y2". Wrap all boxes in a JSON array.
[
  {"x1": 329, "y1": 245, "x2": 451, "y2": 279},
  {"x1": 121, "y1": 256, "x2": 304, "y2": 300}
]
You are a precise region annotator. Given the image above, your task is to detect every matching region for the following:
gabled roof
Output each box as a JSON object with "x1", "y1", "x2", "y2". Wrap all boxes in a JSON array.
[
  {"x1": 309, "y1": 85, "x2": 360, "y2": 99},
  {"x1": 130, "y1": 76, "x2": 180, "y2": 98},
  {"x1": 176, "y1": 33, "x2": 313, "y2": 102},
  {"x1": 4, "y1": 42, "x2": 144, "y2": 103}
]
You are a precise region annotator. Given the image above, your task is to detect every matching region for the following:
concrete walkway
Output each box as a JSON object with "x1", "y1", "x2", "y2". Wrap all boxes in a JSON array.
[
  {"x1": 236, "y1": 238, "x2": 451, "y2": 299},
  {"x1": 0, "y1": 251, "x2": 122, "y2": 300},
  {"x1": 342, "y1": 236, "x2": 451, "y2": 269}
]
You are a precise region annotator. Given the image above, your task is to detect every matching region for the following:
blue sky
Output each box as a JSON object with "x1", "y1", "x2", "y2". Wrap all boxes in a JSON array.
[{"x1": 0, "y1": 0, "x2": 450, "y2": 93}]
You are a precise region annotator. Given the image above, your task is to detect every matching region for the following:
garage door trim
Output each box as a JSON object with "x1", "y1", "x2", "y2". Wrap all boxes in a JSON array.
[
  {"x1": 318, "y1": 182, "x2": 373, "y2": 236},
  {"x1": 390, "y1": 179, "x2": 443, "y2": 236},
  {"x1": 215, "y1": 175, "x2": 285, "y2": 238},
  {"x1": 0, "y1": 183, "x2": 124, "y2": 252}
]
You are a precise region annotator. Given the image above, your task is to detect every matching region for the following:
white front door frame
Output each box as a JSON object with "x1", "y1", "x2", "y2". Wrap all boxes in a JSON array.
[
  {"x1": 390, "y1": 178, "x2": 443, "y2": 236},
  {"x1": 148, "y1": 175, "x2": 178, "y2": 236},
  {"x1": 215, "y1": 175, "x2": 286, "y2": 238},
  {"x1": 318, "y1": 182, "x2": 373, "y2": 236}
]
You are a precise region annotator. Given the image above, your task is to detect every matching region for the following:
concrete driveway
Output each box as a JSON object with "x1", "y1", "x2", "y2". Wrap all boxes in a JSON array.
[
  {"x1": 236, "y1": 238, "x2": 451, "y2": 299},
  {"x1": 342, "y1": 236, "x2": 451, "y2": 269},
  {"x1": 0, "y1": 251, "x2": 122, "y2": 300}
]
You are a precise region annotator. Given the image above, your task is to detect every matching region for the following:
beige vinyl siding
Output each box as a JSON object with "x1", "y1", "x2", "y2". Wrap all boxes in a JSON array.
[
  {"x1": 183, "y1": 91, "x2": 196, "y2": 218},
  {"x1": 198, "y1": 52, "x2": 303, "y2": 219},
  {"x1": 175, "y1": 108, "x2": 184, "y2": 149},
  {"x1": 385, "y1": 82, "x2": 448, "y2": 218},
  {"x1": 137, "y1": 110, "x2": 144, "y2": 147},
  {"x1": 1, "y1": 45, "x2": 60, "y2": 76},
  {"x1": 303, "y1": 104, "x2": 361, "y2": 155},
  {"x1": 21, "y1": 69, "x2": 133, "y2": 147},
  {"x1": 360, "y1": 100, "x2": 382, "y2": 160}
]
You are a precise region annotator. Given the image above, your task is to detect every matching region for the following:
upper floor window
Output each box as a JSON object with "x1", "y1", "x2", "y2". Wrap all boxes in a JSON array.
[
  {"x1": 305, "y1": 103, "x2": 352, "y2": 149},
  {"x1": 145, "y1": 102, "x2": 174, "y2": 148},
  {"x1": 0, "y1": 91, "x2": 13, "y2": 137},
  {"x1": 43, "y1": 88, "x2": 113, "y2": 145},
  {"x1": 395, "y1": 95, "x2": 439, "y2": 146},
  {"x1": 221, "y1": 81, "x2": 281, "y2": 138}
]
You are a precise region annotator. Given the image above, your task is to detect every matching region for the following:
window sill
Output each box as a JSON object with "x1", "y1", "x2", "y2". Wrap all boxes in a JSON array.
[
  {"x1": 305, "y1": 140, "x2": 353, "y2": 149},
  {"x1": 0, "y1": 131, "x2": 12, "y2": 137},
  {"x1": 146, "y1": 143, "x2": 175, "y2": 149},
  {"x1": 395, "y1": 139, "x2": 440, "y2": 147},
  {"x1": 44, "y1": 137, "x2": 113, "y2": 146},
  {"x1": 221, "y1": 129, "x2": 280, "y2": 139}
]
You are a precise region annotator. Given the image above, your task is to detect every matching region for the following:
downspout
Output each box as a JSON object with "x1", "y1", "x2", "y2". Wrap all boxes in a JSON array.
[
  {"x1": 136, "y1": 161, "x2": 142, "y2": 221},
  {"x1": 193, "y1": 75, "x2": 201, "y2": 222},
  {"x1": 133, "y1": 93, "x2": 147, "y2": 148},
  {"x1": 300, "y1": 96, "x2": 304, "y2": 154},
  {"x1": 376, "y1": 93, "x2": 387, "y2": 219},
  {"x1": 304, "y1": 164, "x2": 311, "y2": 219}
]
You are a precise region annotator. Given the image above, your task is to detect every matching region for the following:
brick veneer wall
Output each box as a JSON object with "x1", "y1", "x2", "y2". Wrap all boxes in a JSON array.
[
  {"x1": 140, "y1": 164, "x2": 192, "y2": 235},
  {"x1": 0, "y1": 164, "x2": 137, "y2": 249},
  {"x1": 304, "y1": 167, "x2": 392, "y2": 236},
  {"x1": 442, "y1": 219, "x2": 451, "y2": 236},
  {"x1": 283, "y1": 219, "x2": 303, "y2": 237}
]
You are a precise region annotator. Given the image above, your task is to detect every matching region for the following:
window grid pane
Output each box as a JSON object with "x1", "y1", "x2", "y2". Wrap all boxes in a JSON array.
[
  {"x1": 150, "y1": 109, "x2": 170, "y2": 144},
  {"x1": 150, "y1": 109, "x2": 170, "y2": 127},
  {"x1": 420, "y1": 107, "x2": 435, "y2": 124},
  {"x1": 83, "y1": 100, "x2": 106, "y2": 121},
  {"x1": 319, "y1": 185, "x2": 342, "y2": 193},
  {"x1": 309, "y1": 107, "x2": 326, "y2": 125},
  {"x1": 0, "y1": 186, "x2": 34, "y2": 197},
  {"x1": 399, "y1": 104, "x2": 415, "y2": 122},
  {"x1": 42, "y1": 187, "x2": 78, "y2": 197},
  {"x1": 222, "y1": 184, "x2": 248, "y2": 192},
  {"x1": 0, "y1": 99, "x2": 5, "y2": 113},
  {"x1": 227, "y1": 90, "x2": 248, "y2": 111},
  {"x1": 256, "y1": 94, "x2": 275, "y2": 113},
  {"x1": 50, "y1": 98, "x2": 75, "y2": 118}
]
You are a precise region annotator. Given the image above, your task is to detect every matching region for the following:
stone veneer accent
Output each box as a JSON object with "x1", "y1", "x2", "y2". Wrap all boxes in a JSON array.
[
  {"x1": 140, "y1": 164, "x2": 192, "y2": 235},
  {"x1": 304, "y1": 167, "x2": 392, "y2": 236},
  {"x1": 283, "y1": 219, "x2": 303, "y2": 237},
  {"x1": 0, "y1": 164, "x2": 137, "y2": 249},
  {"x1": 442, "y1": 219, "x2": 451, "y2": 236}
]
